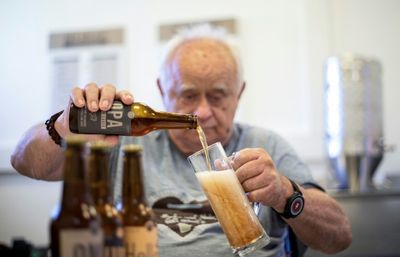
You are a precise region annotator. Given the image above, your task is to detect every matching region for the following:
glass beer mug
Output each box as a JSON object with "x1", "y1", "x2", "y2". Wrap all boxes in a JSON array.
[{"x1": 188, "y1": 142, "x2": 270, "y2": 256}]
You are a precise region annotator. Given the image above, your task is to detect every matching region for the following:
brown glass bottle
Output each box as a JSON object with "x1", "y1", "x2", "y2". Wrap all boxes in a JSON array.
[
  {"x1": 121, "y1": 145, "x2": 158, "y2": 257},
  {"x1": 88, "y1": 141, "x2": 125, "y2": 257},
  {"x1": 69, "y1": 100, "x2": 198, "y2": 136},
  {"x1": 50, "y1": 136, "x2": 103, "y2": 257}
]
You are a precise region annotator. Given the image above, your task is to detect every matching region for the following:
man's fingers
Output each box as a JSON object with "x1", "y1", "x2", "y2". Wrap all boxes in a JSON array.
[
  {"x1": 70, "y1": 86, "x2": 85, "y2": 107},
  {"x1": 241, "y1": 175, "x2": 268, "y2": 192},
  {"x1": 247, "y1": 186, "x2": 270, "y2": 204},
  {"x1": 71, "y1": 84, "x2": 133, "y2": 112},
  {"x1": 116, "y1": 90, "x2": 134, "y2": 105},
  {"x1": 99, "y1": 84, "x2": 117, "y2": 111},
  {"x1": 235, "y1": 160, "x2": 264, "y2": 182},
  {"x1": 84, "y1": 83, "x2": 100, "y2": 112}
]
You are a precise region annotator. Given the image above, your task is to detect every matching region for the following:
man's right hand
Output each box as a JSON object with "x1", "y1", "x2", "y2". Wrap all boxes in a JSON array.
[
  {"x1": 11, "y1": 83, "x2": 135, "y2": 180},
  {"x1": 55, "y1": 83, "x2": 135, "y2": 146}
]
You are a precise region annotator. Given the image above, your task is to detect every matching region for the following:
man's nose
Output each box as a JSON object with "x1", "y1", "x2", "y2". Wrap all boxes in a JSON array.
[{"x1": 194, "y1": 96, "x2": 212, "y2": 120}]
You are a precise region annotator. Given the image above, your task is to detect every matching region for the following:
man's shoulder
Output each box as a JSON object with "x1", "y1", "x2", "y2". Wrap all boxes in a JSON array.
[
  {"x1": 235, "y1": 123, "x2": 282, "y2": 143},
  {"x1": 233, "y1": 122, "x2": 295, "y2": 157}
]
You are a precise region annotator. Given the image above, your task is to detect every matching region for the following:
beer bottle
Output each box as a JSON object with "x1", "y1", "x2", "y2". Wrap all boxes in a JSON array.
[
  {"x1": 121, "y1": 145, "x2": 158, "y2": 257},
  {"x1": 69, "y1": 100, "x2": 198, "y2": 136},
  {"x1": 50, "y1": 136, "x2": 103, "y2": 257},
  {"x1": 88, "y1": 141, "x2": 125, "y2": 257}
]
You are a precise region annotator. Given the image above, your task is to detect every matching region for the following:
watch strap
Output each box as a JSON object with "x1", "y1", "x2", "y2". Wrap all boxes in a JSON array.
[{"x1": 277, "y1": 178, "x2": 304, "y2": 219}]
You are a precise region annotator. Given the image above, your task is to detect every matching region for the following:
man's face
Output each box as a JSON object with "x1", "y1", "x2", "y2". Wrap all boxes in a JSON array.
[{"x1": 159, "y1": 39, "x2": 244, "y2": 155}]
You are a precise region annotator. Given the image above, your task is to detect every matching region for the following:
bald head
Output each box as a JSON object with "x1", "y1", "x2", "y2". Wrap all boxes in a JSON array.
[
  {"x1": 158, "y1": 24, "x2": 243, "y2": 94},
  {"x1": 161, "y1": 38, "x2": 240, "y2": 93}
]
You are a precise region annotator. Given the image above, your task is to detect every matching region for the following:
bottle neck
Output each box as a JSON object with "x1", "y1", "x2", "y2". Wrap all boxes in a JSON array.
[
  {"x1": 88, "y1": 151, "x2": 112, "y2": 205},
  {"x1": 61, "y1": 147, "x2": 92, "y2": 211},
  {"x1": 134, "y1": 104, "x2": 197, "y2": 128},
  {"x1": 151, "y1": 111, "x2": 197, "y2": 129},
  {"x1": 122, "y1": 153, "x2": 146, "y2": 208},
  {"x1": 130, "y1": 102, "x2": 198, "y2": 135}
]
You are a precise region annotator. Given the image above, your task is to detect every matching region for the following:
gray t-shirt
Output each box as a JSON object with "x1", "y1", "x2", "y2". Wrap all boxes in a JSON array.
[{"x1": 111, "y1": 123, "x2": 316, "y2": 257}]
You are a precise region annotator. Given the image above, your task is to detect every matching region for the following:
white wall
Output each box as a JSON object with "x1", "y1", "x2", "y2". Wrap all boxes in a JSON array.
[
  {"x1": 0, "y1": 0, "x2": 399, "y2": 246},
  {"x1": 0, "y1": 175, "x2": 61, "y2": 246}
]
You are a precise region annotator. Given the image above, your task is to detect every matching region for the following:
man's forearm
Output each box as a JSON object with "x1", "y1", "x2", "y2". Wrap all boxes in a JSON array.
[
  {"x1": 287, "y1": 188, "x2": 352, "y2": 254},
  {"x1": 11, "y1": 123, "x2": 65, "y2": 180}
]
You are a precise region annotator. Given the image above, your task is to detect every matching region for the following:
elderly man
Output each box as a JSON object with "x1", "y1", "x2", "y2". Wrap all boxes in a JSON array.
[{"x1": 12, "y1": 25, "x2": 351, "y2": 257}]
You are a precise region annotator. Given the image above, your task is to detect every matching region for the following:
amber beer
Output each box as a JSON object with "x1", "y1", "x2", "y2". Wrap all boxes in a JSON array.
[
  {"x1": 196, "y1": 170, "x2": 265, "y2": 248},
  {"x1": 121, "y1": 145, "x2": 158, "y2": 257},
  {"x1": 69, "y1": 101, "x2": 197, "y2": 136},
  {"x1": 87, "y1": 141, "x2": 125, "y2": 257},
  {"x1": 196, "y1": 127, "x2": 264, "y2": 247},
  {"x1": 50, "y1": 136, "x2": 103, "y2": 257}
]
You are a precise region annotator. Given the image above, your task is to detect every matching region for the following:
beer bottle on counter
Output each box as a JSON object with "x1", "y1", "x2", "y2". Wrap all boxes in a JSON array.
[
  {"x1": 50, "y1": 136, "x2": 103, "y2": 257},
  {"x1": 121, "y1": 144, "x2": 158, "y2": 257},
  {"x1": 88, "y1": 141, "x2": 125, "y2": 257},
  {"x1": 69, "y1": 100, "x2": 198, "y2": 136}
]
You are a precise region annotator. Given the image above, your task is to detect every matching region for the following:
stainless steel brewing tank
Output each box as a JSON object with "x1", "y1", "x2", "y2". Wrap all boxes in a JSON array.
[{"x1": 324, "y1": 54, "x2": 384, "y2": 192}]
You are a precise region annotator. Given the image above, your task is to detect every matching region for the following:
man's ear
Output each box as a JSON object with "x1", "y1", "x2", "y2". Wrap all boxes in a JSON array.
[
  {"x1": 237, "y1": 81, "x2": 246, "y2": 100},
  {"x1": 157, "y1": 78, "x2": 164, "y2": 97}
]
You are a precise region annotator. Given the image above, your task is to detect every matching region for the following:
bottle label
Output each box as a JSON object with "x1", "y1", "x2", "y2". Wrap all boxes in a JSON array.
[
  {"x1": 104, "y1": 245, "x2": 125, "y2": 257},
  {"x1": 124, "y1": 224, "x2": 158, "y2": 257},
  {"x1": 60, "y1": 229, "x2": 103, "y2": 257},
  {"x1": 76, "y1": 101, "x2": 132, "y2": 135},
  {"x1": 104, "y1": 229, "x2": 125, "y2": 257}
]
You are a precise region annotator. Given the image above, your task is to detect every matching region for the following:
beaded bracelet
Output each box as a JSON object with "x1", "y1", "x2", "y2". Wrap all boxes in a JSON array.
[{"x1": 45, "y1": 110, "x2": 64, "y2": 146}]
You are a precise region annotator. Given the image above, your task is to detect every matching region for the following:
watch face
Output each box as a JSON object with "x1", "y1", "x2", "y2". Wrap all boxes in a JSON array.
[{"x1": 290, "y1": 196, "x2": 304, "y2": 216}]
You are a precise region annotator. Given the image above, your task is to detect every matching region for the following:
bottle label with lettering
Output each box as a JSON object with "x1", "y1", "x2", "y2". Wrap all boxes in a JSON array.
[
  {"x1": 76, "y1": 101, "x2": 133, "y2": 135},
  {"x1": 60, "y1": 229, "x2": 103, "y2": 257},
  {"x1": 124, "y1": 225, "x2": 158, "y2": 257}
]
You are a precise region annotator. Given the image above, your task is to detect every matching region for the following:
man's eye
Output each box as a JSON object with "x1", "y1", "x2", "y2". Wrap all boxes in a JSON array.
[
  {"x1": 180, "y1": 93, "x2": 198, "y2": 104},
  {"x1": 185, "y1": 94, "x2": 195, "y2": 100},
  {"x1": 207, "y1": 94, "x2": 224, "y2": 104}
]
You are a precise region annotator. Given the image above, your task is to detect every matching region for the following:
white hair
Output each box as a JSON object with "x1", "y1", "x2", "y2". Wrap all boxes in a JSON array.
[{"x1": 158, "y1": 23, "x2": 244, "y2": 91}]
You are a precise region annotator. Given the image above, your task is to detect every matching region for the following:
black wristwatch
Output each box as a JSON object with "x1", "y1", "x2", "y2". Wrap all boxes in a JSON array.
[{"x1": 277, "y1": 179, "x2": 304, "y2": 219}]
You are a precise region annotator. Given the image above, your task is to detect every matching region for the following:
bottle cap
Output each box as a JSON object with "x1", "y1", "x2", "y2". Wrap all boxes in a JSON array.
[
  {"x1": 123, "y1": 144, "x2": 143, "y2": 153},
  {"x1": 88, "y1": 140, "x2": 112, "y2": 151},
  {"x1": 63, "y1": 135, "x2": 87, "y2": 148}
]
